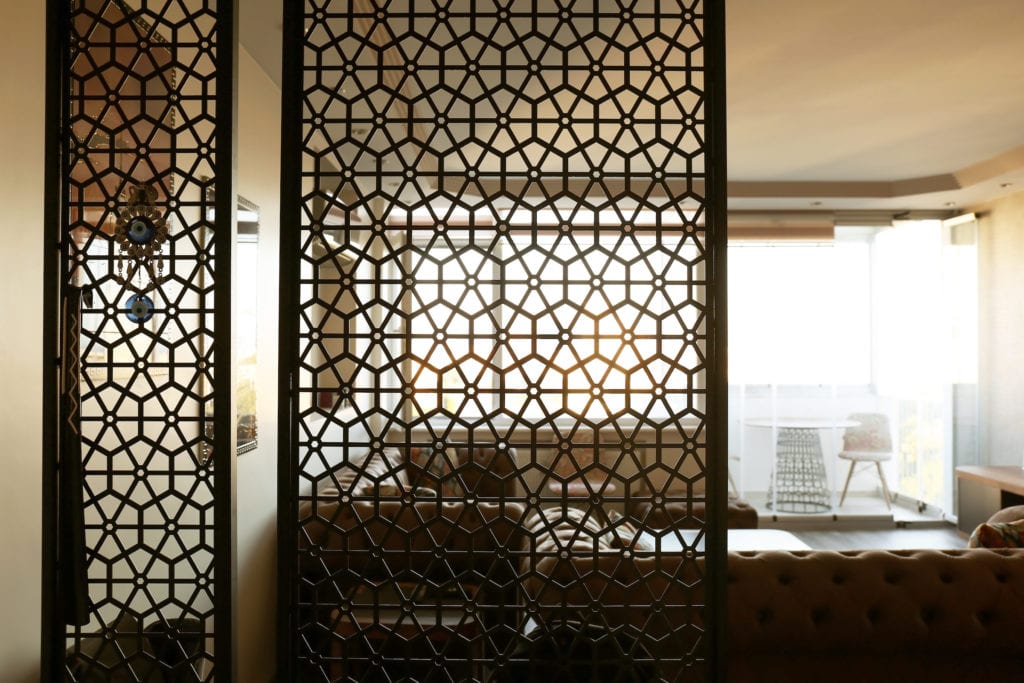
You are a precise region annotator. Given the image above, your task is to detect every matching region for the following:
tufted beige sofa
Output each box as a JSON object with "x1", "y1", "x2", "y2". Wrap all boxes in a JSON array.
[
  {"x1": 726, "y1": 548, "x2": 1024, "y2": 682},
  {"x1": 630, "y1": 496, "x2": 759, "y2": 530},
  {"x1": 296, "y1": 439, "x2": 528, "y2": 678},
  {"x1": 522, "y1": 545, "x2": 1024, "y2": 681}
]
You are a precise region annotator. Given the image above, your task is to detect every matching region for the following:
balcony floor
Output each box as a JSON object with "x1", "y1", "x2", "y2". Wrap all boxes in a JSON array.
[{"x1": 739, "y1": 491, "x2": 965, "y2": 549}]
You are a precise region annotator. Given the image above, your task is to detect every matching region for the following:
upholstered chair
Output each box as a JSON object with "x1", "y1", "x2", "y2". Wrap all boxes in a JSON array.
[{"x1": 837, "y1": 412, "x2": 895, "y2": 508}]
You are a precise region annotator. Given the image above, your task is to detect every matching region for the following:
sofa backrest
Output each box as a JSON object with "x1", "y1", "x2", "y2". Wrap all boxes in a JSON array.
[
  {"x1": 727, "y1": 548, "x2": 1024, "y2": 656},
  {"x1": 299, "y1": 498, "x2": 527, "y2": 582},
  {"x1": 523, "y1": 547, "x2": 1024, "y2": 681},
  {"x1": 404, "y1": 446, "x2": 519, "y2": 499},
  {"x1": 726, "y1": 548, "x2": 1024, "y2": 681}
]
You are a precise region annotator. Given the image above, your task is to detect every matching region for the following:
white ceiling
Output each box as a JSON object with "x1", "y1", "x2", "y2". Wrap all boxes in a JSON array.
[{"x1": 240, "y1": 0, "x2": 1024, "y2": 215}]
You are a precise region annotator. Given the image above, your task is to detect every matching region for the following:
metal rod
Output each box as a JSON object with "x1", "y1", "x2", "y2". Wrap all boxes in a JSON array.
[
  {"x1": 276, "y1": 0, "x2": 304, "y2": 677},
  {"x1": 704, "y1": 0, "x2": 729, "y2": 679}
]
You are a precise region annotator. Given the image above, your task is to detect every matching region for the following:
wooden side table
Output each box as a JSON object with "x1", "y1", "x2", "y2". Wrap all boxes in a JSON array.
[{"x1": 955, "y1": 466, "x2": 1024, "y2": 535}]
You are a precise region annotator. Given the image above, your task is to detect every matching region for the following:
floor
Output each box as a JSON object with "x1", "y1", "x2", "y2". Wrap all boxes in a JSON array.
[
  {"x1": 789, "y1": 525, "x2": 965, "y2": 550},
  {"x1": 744, "y1": 491, "x2": 966, "y2": 550}
]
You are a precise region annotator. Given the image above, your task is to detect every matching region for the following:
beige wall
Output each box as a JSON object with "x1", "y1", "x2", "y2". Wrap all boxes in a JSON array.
[
  {"x1": 235, "y1": 45, "x2": 281, "y2": 683},
  {"x1": 976, "y1": 189, "x2": 1024, "y2": 466},
  {"x1": 0, "y1": 7, "x2": 280, "y2": 678},
  {"x1": 0, "y1": 3, "x2": 45, "y2": 681}
]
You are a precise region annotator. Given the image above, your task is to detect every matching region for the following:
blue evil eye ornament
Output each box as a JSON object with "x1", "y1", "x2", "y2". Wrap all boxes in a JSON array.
[
  {"x1": 125, "y1": 294, "x2": 154, "y2": 323},
  {"x1": 126, "y1": 216, "x2": 157, "y2": 244},
  {"x1": 112, "y1": 184, "x2": 169, "y2": 294}
]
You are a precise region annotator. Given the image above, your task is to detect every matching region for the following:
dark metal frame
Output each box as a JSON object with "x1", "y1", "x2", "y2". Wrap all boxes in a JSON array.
[
  {"x1": 276, "y1": 1, "x2": 304, "y2": 680},
  {"x1": 213, "y1": 2, "x2": 239, "y2": 678},
  {"x1": 705, "y1": 1, "x2": 729, "y2": 677},
  {"x1": 43, "y1": 0, "x2": 238, "y2": 678},
  {"x1": 41, "y1": 1, "x2": 70, "y2": 680}
]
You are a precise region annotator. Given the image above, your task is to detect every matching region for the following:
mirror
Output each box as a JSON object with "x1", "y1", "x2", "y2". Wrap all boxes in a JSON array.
[{"x1": 236, "y1": 196, "x2": 260, "y2": 455}]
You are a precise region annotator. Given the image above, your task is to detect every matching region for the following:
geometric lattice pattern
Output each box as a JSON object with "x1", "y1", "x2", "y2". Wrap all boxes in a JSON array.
[
  {"x1": 286, "y1": 1, "x2": 719, "y2": 680},
  {"x1": 58, "y1": 0, "x2": 227, "y2": 679}
]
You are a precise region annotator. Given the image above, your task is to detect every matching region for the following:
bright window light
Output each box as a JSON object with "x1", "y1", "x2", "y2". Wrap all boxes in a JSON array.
[{"x1": 728, "y1": 239, "x2": 872, "y2": 385}]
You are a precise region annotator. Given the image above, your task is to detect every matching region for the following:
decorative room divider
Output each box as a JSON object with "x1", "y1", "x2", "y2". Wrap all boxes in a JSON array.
[
  {"x1": 279, "y1": 1, "x2": 727, "y2": 681},
  {"x1": 43, "y1": 0, "x2": 236, "y2": 680}
]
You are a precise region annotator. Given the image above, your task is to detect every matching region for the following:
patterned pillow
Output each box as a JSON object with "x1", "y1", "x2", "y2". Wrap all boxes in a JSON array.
[
  {"x1": 522, "y1": 506, "x2": 614, "y2": 554},
  {"x1": 338, "y1": 446, "x2": 408, "y2": 496},
  {"x1": 968, "y1": 519, "x2": 1024, "y2": 548},
  {"x1": 408, "y1": 446, "x2": 462, "y2": 497},
  {"x1": 605, "y1": 509, "x2": 655, "y2": 551},
  {"x1": 842, "y1": 413, "x2": 893, "y2": 452}
]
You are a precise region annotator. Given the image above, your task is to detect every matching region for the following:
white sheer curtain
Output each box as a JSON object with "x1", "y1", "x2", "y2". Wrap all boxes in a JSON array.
[
  {"x1": 728, "y1": 237, "x2": 872, "y2": 500},
  {"x1": 873, "y1": 219, "x2": 978, "y2": 512},
  {"x1": 728, "y1": 223, "x2": 977, "y2": 515}
]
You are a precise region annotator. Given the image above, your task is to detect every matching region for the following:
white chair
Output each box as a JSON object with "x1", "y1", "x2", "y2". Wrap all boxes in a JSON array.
[{"x1": 837, "y1": 412, "x2": 895, "y2": 509}]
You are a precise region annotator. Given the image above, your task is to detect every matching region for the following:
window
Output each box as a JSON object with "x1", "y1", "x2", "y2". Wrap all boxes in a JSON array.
[
  {"x1": 727, "y1": 222, "x2": 978, "y2": 514},
  {"x1": 356, "y1": 213, "x2": 706, "y2": 430},
  {"x1": 728, "y1": 238, "x2": 872, "y2": 385}
]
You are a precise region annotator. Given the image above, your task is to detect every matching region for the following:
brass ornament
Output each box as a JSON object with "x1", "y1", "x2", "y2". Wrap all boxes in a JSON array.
[{"x1": 113, "y1": 184, "x2": 168, "y2": 295}]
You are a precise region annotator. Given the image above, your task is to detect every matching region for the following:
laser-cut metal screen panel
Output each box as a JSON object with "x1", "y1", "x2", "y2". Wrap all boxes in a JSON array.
[
  {"x1": 47, "y1": 0, "x2": 235, "y2": 680},
  {"x1": 283, "y1": 1, "x2": 725, "y2": 681}
]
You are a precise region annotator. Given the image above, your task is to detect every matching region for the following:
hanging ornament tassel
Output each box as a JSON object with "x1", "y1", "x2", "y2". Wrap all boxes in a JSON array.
[{"x1": 113, "y1": 184, "x2": 169, "y2": 320}]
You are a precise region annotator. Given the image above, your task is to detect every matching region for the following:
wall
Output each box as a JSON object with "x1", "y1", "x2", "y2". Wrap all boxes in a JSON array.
[
  {"x1": 0, "y1": 8, "x2": 281, "y2": 679},
  {"x1": 0, "y1": 3, "x2": 45, "y2": 681},
  {"x1": 234, "y1": 45, "x2": 281, "y2": 683},
  {"x1": 976, "y1": 190, "x2": 1024, "y2": 466}
]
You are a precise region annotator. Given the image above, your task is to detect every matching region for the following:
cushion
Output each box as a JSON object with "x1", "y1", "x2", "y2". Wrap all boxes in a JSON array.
[
  {"x1": 522, "y1": 507, "x2": 616, "y2": 554},
  {"x1": 456, "y1": 446, "x2": 518, "y2": 498},
  {"x1": 338, "y1": 446, "x2": 408, "y2": 495},
  {"x1": 314, "y1": 445, "x2": 408, "y2": 497},
  {"x1": 143, "y1": 617, "x2": 205, "y2": 683},
  {"x1": 407, "y1": 446, "x2": 462, "y2": 496},
  {"x1": 605, "y1": 509, "x2": 655, "y2": 551},
  {"x1": 66, "y1": 613, "x2": 158, "y2": 682},
  {"x1": 301, "y1": 405, "x2": 374, "y2": 495},
  {"x1": 968, "y1": 519, "x2": 1024, "y2": 548},
  {"x1": 987, "y1": 505, "x2": 1024, "y2": 525},
  {"x1": 842, "y1": 413, "x2": 893, "y2": 452}
]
